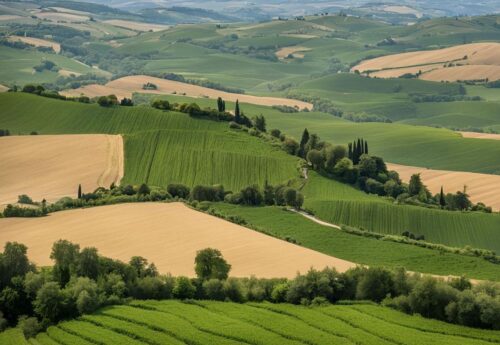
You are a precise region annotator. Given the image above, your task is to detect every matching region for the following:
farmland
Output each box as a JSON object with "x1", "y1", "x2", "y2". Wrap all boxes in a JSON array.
[
  {"x1": 353, "y1": 42, "x2": 500, "y2": 82},
  {"x1": 1, "y1": 93, "x2": 499, "y2": 255},
  {"x1": 0, "y1": 134, "x2": 123, "y2": 205},
  {"x1": 302, "y1": 172, "x2": 500, "y2": 253},
  {"x1": 21, "y1": 300, "x2": 500, "y2": 345},
  {"x1": 208, "y1": 202, "x2": 500, "y2": 281},
  {"x1": 0, "y1": 202, "x2": 355, "y2": 278},
  {"x1": 387, "y1": 163, "x2": 500, "y2": 211},
  {"x1": 63, "y1": 75, "x2": 313, "y2": 109}
]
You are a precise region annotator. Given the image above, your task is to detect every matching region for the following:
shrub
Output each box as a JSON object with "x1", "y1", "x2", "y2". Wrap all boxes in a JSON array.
[
  {"x1": 18, "y1": 316, "x2": 41, "y2": 339},
  {"x1": 17, "y1": 195, "x2": 34, "y2": 205},
  {"x1": 203, "y1": 279, "x2": 225, "y2": 300},
  {"x1": 191, "y1": 185, "x2": 225, "y2": 202},
  {"x1": 173, "y1": 277, "x2": 196, "y2": 299},
  {"x1": 223, "y1": 278, "x2": 245, "y2": 302},
  {"x1": 239, "y1": 185, "x2": 263, "y2": 206},
  {"x1": 151, "y1": 99, "x2": 170, "y2": 110},
  {"x1": 167, "y1": 184, "x2": 190, "y2": 199}
]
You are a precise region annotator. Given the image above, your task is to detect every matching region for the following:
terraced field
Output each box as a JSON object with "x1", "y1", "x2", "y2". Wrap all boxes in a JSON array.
[{"x1": 20, "y1": 301, "x2": 500, "y2": 345}]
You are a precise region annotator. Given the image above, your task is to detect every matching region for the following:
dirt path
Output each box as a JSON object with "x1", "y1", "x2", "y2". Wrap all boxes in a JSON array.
[
  {"x1": 0, "y1": 202, "x2": 356, "y2": 278},
  {"x1": 289, "y1": 208, "x2": 340, "y2": 229},
  {"x1": 0, "y1": 134, "x2": 123, "y2": 205}
]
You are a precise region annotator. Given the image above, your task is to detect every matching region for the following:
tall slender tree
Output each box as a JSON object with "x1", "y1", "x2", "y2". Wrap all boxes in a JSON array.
[
  {"x1": 77, "y1": 184, "x2": 82, "y2": 199},
  {"x1": 348, "y1": 142, "x2": 353, "y2": 160},
  {"x1": 234, "y1": 99, "x2": 241, "y2": 123},
  {"x1": 360, "y1": 139, "x2": 365, "y2": 155},
  {"x1": 364, "y1": 140, "x2": 368, "y2": 155},
  {"x1": 298, "y1": 128, "x2": 310, "y2": 158},
  {"x1": 352, "y1": 141, "x2": 358, "y2": 164},
  {"x1": 439, "y1": 186, "x2": 446, "y2": 209}
]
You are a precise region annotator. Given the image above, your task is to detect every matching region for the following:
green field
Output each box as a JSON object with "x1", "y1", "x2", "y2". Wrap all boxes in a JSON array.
[
  {"x1": 13, "y1": 300, "x2": 499, "y2": 345},
  {"x1": 123, "y1": 129, "x2": 299, "y2": 191},
  {"x1": 0, "y1": 46, "x2": 107, "y2": 86},
  {"x1": 134, "y1": 93, "x2": 500, "y2": 175},
  {"x1": 302, "y1": 172, "x2": 500, "y2": 253},
  {"x1": 207, "y1": 202, "x2": 500, "y2": 281}
]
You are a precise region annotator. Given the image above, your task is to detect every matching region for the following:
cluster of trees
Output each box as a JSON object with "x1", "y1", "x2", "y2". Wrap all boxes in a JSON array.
[
  {"x1": 0, "y1": 129, "x2": 10, "y2": 137},
  {"x1": 275, "y1": 128, "x2": 491, "y2": 212},
  {"x1": 97, "y1": 95, "x2": 118, "y2": 107},
  {"x1": 151, "y1": 99, "x2": 233, "y2": 122},
  {"x1": 142, "y1": 82, "x2": 157, "y2": 90},
  {"x1": 1, "y1": 241, "x2": 498, "y2": 339},
  {"x1": 33, "y1": 60, "x2": 58, "y2": 73},
  {"x1": 225, "y1": 182, "x2": 304, "y2": 209},
  {"x1": 411, "y1": 94, "x2": 481, "y2": 103},
  {"x1": 19, "y1": 84, "x2": 90, "y2": 103},
  {"x1": 0, "y1": 241, "x2": 232, "y2": 337}
]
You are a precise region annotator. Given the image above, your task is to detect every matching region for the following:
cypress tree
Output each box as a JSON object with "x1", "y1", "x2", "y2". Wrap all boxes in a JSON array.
[
  {"x1": 360, "y1": 139, "x2": 364, "y2": 155},
  {"x1": 348, "y1": 142, "x2": 353, "y2": 160},
  {"x1": 439, "y1": 186, "x2": 446, "y2": 209},
  {"x1": 77, "y1": 184, "x2": 82, "y2": 199},
  {"x1": 235, "y1": 99, "x2": 241, "y2": 123},
  {"x1": 364, "y1": 140, "x2": 368, "y2": 155},
  {"x1": 298, "y1": 128, "x2": 310, "y2": 158},
  {"x1": 352, "y1": 141, "x2": 358, "y2": 164}
]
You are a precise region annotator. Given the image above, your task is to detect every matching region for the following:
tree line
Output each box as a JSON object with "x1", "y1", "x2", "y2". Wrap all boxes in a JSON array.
[{"x1": 0, "y1": 241, "x2": 498, "y2": 340}]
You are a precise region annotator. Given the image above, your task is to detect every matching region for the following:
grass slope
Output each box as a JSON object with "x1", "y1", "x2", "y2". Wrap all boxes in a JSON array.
[
  {"x1": 208, "y1": 203, "x2": 500, "y2": 281},
  {"x1": 302, "y1": 172, "x2": 500, "y2": 253},
  {"x1": 27, "y1": 300, "x2": 500, "y2": 345}
]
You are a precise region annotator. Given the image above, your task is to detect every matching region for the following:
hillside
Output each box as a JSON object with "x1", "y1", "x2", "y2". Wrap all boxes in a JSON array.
[
  {"x1": 15, "y1": 300, "x2": 500, "y2": 345},
  {"x1": 1, "y1": 93, "x2": 499, "y2": 254}
]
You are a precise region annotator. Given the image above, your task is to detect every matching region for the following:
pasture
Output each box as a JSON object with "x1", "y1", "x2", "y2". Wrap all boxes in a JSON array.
[
  {"x1": 0, "y1": 202, "x2": 355, "y2": 278},
  {"x1": 63, "y1": 75, "x2": 313, "y2": 109},
  {"x1": 19, "y1": 300, "x2": 500, "y2": 345}
]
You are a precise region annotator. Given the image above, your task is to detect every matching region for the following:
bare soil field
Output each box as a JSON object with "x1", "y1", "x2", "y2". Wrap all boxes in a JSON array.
[
  {"x1": 58, "y1": 69, "x2": 82, "y2": 77},
  {"x1": 387, "y1": 163, "x2": 500, "y2": 211},
  {"x1": 0, "y1": 135, "x2": 123, "y2": 205},
  {"x1": 420, "y1": 65, "x2": 500, "y2": 82},
  {"x1": 383, "y1": 5, "x2": 422, "y2": 18},
  {"x1": 62, "y1": 75, "x2": 313, "y2": 110},
  {"x1": 35, "y1": 11, "x2": 89, "y2": 23},
  {"x1": 459, "y1": 131, "x2": 500, "y2": 141},
  {"x1": 7, "y1": 35, "x2": 61, "y2": 53},
  {"x1": 48, "y1": 7, "x2": 92, "y2": 16},
  {"x1": 352, "y1": 42, "x2": 500, "y2": 81},
  {"x1": 0, "y1": 15, "x2": 23, "y2": 21},
  {"x1": 276, "y1": 46, "x2": 311, "y2": 59},
  {"x1": 103, "y1": 20, "x2": 170, "y2": 32},
  {"x1": 0, "y1": 202, "x2": 356, "y2": 278}
]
